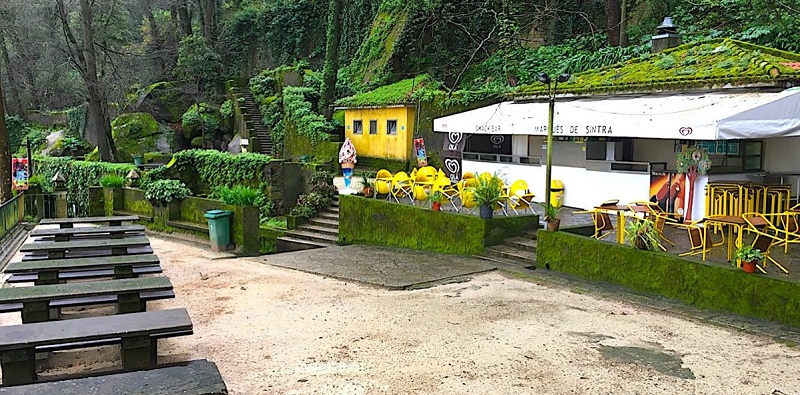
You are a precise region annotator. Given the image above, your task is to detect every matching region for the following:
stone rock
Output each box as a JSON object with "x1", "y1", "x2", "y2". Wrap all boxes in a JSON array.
[
  {"x1": 228, "y1": 134, "x2": 242, "y2": 154},
  {"x1": 41, "y1": 130, "x2": 66, "y2": 156}
]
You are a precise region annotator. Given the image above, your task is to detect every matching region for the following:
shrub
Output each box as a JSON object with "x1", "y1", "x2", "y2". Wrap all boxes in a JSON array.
[
  {"x1": 212, "y1": 185, "x2": 263, "y2": 206},
  {"x1": 99, "y1": 174, "x2": 126, "y2": 188},
  {"x1": 145, "y1": 179, "x2": 191, "y2": 203}
]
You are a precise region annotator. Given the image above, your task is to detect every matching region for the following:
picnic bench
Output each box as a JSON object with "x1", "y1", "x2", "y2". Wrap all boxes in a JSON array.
[
  {"x1": 5, "y1": 254, "x2": 161, "y2": 285},
  {"x1": 20, "y1": 237, "x2": 152, "y2": 260},
  {"x1": 39, "y1": 216, "x2": 140, "y2": 228},
  {"x1": 0, "y1": 276, "x2": 174, "y2": 323},
  {"x1": 30, "y1": 225, "x2": 145, "y2": 242},
  {"x1": 0, "y1": 359, "x2": 227, "y2": 394},
  {"x1": 0, "y1": 308, "x2": 193, "y2": 385}
]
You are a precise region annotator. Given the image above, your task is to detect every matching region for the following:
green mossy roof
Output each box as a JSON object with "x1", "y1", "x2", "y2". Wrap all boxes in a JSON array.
[
  {"x1": 513, "y1": 38, "x2": 800, "y2": 98},
  {"x1": 335, "y1": 75, "x2": 439, "y2": 108}
]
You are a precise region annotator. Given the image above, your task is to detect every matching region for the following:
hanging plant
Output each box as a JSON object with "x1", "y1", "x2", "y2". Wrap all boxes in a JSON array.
[{"x1": 676, "y1": 146, "x2": 712, "y2": 221}]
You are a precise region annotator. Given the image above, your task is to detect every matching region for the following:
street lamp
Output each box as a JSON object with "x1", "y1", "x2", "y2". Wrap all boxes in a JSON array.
[{"x1": 537, "y1": 72, "x2": 571, "y2": 210}]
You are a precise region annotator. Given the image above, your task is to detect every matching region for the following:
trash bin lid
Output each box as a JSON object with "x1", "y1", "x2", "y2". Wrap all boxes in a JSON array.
[{"x1": 204, "y1": 209, "x2": 233, "y2": 219}]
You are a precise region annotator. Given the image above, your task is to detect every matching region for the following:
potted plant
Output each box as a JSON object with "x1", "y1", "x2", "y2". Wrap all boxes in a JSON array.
[
  {"x1": 733, "y1": 245, "x2": 764, "y2": 273},
  {"x1": 469, "y1": 173, "x2": 504, "y2": 219},
  {"x1": 625, "y1": 219, "x2": 661, "y2": 251},
  {"x1": 544, "y1": 203, "x2": 561, "y2": 231},
  {"x1": 359, "y1": 172, "x2": 375, "y2": 197},
  {"x1": 428, "y1": 191, "x2": 447, "y2": 211}
]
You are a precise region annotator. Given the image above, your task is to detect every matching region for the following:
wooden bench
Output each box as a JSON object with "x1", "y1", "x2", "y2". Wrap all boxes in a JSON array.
[
  {"x1": 5, "y1": 254, "x2": 161, "y2": 285},
  {"x1": 0, "y1": 359, "x2": 227, "y2": 394},
  {"x1": 19, "y1": 237, "x2": 151, "y2": 260},
  {"x1": 6, "y1": 266, "x2": 162, "y2": 284},
  {"x1": 0, "y1": 276, "x2": 174, "y2": 323},
  {"x1": 39, "y1": 216, "x2": 140, "y2": 228},
  {"x1": 30, "y1": 225, "x2": 146, "y2": 242},
  {"x1": 0, "y1": 308, "x2": 193, "y2": 385}
]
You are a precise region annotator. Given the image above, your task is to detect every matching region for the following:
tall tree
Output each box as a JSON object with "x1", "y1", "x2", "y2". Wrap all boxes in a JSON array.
[
  {"x1": 0, "y1": 30, "x2": 23, "y2": 116},
  {"x1": 56, "y1": 0, "x2": 120, "y2": 162},
  {"x1": 605, "y1": 0, "x2": 621, "y2": 46},
  {"x1": 0, "y1": 68, "x2": 10, "y2": 203},
  {"x1": 319, "y1": 0, "x2": 342, "y2": 119}
]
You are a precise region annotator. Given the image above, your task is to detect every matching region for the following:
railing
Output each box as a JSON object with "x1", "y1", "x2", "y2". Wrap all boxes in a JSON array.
[
  {"x1": 462, "y1": 152, "x2": 542, "y2": 166},
  {"x1": 586, "y1": 160, "x2": 667, "y2": 174},
  {"x1": 0, "y1": 194, "x2": 22, "y2": 241}
]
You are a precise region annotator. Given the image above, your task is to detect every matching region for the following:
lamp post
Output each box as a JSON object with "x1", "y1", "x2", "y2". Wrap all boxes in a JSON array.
[{"x1": 537, "y1": 72, "x2": 570, "y2": 209}]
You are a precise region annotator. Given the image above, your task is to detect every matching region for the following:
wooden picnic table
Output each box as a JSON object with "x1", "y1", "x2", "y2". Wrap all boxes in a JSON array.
[
  {"x1": 20, "y1": 236, "x2": 151, "y2": 259},
  {"x1": 30, "y1": 225, "x2": 145, "y2": 241},
  {"x1": 5, "y1": 254, "x2": 161, "y2": 285},
  {"x1": 0, "y1": 308, "x2": 193, "y2": 385},
  {"x1": 0, "y1": 276, "x2": 173, "y2": 323},
  {"x1": 39, "y1": 215, "x2": 139, "y2": 228}
]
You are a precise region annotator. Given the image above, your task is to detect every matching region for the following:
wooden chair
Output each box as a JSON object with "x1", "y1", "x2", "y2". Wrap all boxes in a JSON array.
[
  {"x1": 627, "y1": 202, "x2": 676, "y2": 246},
  {"x1": 743, "y1": 213, "x2": 789, "y2": 273},
  {"x1": 672, "y1": 220, "x2": 712, "y2": 260}
]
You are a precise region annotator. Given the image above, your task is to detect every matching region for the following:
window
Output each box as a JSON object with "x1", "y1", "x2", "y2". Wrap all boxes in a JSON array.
[
  {"x1": 352, "y1": 120, "x2": 363, "y2": 135},
  {"x1": 369, "y1": 120, "x2": 378, "y2": 135},
  {"x1": 386, "y1": 120, "x2": 398, "y2": 135},
  {"x1": 693, "y1": 139, "x2": 762, "y2": 173}
]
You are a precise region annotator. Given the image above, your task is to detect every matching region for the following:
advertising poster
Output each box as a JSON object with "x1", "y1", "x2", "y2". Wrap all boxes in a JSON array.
[
  {"x1": 413, "y1": 138, "x2": 428, "y2": 167},
  {"x1": 12, "y1": 158, "x2": 29, "y2": 191},
  {"x1": 649, "y1": 171, "x2": 686, "y2": 221},
  {"x1": 441, "y1": 131, "x2": 467, "y2": 183}
]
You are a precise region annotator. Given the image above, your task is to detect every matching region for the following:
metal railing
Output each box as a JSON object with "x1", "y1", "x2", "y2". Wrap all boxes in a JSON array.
[
  {"x1": 0, "y1": 194, "x2": 22, "y2": 241},
  {"x1": 462, "y1": 152, "x2": 542, "y2": 166}
]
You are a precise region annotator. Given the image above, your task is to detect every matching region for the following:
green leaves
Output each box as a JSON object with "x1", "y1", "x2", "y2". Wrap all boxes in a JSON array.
[
  {"x1": 145, "y1": 179, "x2": 191, "y2": 203},
  {"x1": 212, "y1": 185, "x2": 263, "y2": 207},
  {"x1": 99, "y1": 174, "x2": 126, "y2": 188}
]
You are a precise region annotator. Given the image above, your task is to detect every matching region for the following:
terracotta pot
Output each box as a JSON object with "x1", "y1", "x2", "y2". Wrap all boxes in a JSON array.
[
  {"x1": 742, "y1": 260, "x2": 758, "y2": 273},
  {"x1": 432, "y1": 202, "x2": 441, "y2": 211},
  {"x1": 634, "y1": 237, "x2": 648, "y2": 250},
  {"x1": 363, "y1": 187, "x2": 374, "y2": 197},
  {"x1": 546, "y1": 218, "x2": 560, "y2": 232}
]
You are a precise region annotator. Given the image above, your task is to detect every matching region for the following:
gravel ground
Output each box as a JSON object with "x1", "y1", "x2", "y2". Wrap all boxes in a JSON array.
[{"x1": 3, "y1": 236, "x2": 800, "y2": 394}]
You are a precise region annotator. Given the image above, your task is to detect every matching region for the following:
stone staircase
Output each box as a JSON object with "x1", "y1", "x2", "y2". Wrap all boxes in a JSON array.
[
  {"x1": 479, "y1": 230, "x2": 538, "y2": 270},
  {"x1": 276, "y1": 196, "x2": 339, "y2": 252},
  {"x1": 238, "y1": 87, "x2": 273, "y2": 155}
]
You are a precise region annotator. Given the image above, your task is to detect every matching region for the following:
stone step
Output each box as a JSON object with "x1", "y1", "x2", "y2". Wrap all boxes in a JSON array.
[
  {"x1": 483, "y1": 245, "x2": 536, "y2": 265},
  {"x1": 318, "y1": 212, "x2": 339, "y2": 220},
  {"x1": 504, "y1": 237, "x2": 537, "y2": 252},
  {"x1": 297, "y1": 224, "x2": 339, "y2": 236},
  {"x1": 325, "y1": 206, "x2": 339, "y2": 213},
  {"x1": 309, "y1": 217, "x2": 339, "y2": 229},
  {"x1": 283, "y1": 229, "x2": 338, "y2": 243},
  {"x1": 275, "y1": 236, "x2": 329, "y2": 253}
]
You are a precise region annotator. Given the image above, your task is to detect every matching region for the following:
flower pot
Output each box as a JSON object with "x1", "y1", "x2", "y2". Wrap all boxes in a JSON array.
[
  {"x1": 479, "y1": 205, "x2": 493, "y2": 219},
  {"x1": 742, "y1": 260, "x2": 758, "y2": 273},
  {"x1": 432, "y1": 202, "x2": 441, "y2": 211},
  {"x1": 546, "y1": 218, "x2": 560, "y2": 232},
  {"x1": 363, "y1": 187, "x2": 374, "y2": 197},
  {"x1": 634, "y1": 237, "x2": 648, "y2": 250}
]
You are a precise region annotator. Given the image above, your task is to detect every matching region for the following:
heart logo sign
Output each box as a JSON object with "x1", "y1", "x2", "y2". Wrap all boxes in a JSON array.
[
  {"x1": 444, "y1": 158, "x2": 460, "y2": 174},
  {"x1": 679, "y1": 127, "x2": 693, "y2": 136},
  {"x1": 490, "y1": 135, "x2": 505, "y2": 145},
  {"x1": 448, "y1": 131, "x2": 463, "y2": 145}
]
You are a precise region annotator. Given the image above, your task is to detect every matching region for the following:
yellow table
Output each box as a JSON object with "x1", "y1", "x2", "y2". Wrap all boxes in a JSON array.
[{"x1": 594, "y1": 205, "x2": 632, "y2": 244}]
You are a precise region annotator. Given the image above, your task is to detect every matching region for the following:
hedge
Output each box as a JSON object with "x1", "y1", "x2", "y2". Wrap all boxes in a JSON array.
[{"x1": 537, "y1": 230, "x2": 800, "y2": 328}]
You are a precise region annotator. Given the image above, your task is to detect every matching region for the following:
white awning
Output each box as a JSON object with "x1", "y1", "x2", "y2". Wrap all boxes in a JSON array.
[{"x1": 434, "y1": 89, "x2": 800, "y2": 140}]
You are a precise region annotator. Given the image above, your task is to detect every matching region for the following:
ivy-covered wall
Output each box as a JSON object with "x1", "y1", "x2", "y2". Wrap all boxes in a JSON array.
[
  {"x1": 339, "y1": 195, "x2": 537, "y2": 255},
  {"x1": 537, "y1": 230, "x2": 800, "y2": 328}
]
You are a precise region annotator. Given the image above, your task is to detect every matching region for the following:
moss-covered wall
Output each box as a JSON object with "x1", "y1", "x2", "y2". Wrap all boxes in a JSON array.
[
  {"x1": 537, "y1": 230, "x2": 800, "y2": 328},
  {"x1": 283, "y1": 122, "x2": 341, "y2": 163},
  {"x1": 259, "y1": 227, "x2": 286, "y2": 254},
  {"x1": 339, "y1": 195, "x2": 537, "y2": 255},
  {"x1": 123, "y1": 188, "x2": 155, "y2": 217}
]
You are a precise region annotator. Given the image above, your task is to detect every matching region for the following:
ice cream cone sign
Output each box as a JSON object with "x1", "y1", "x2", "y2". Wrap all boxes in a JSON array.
[{"x1": 339, "y1": 138, "x2": 357, "y2": 189}]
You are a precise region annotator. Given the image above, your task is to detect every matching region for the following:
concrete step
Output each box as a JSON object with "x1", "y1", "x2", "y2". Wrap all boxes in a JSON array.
[
  {"x1": 325, "y1": 206, "x2": 339, "y2": 213},
  {"x1": 504, "y1": 237, "x2": 537, "y2": 252},
  {"x1": 309, "y1": 217, "x2": 339, "y2": 229},
  {"x1": 276, "y1": 236, "x2": 329, "y2": 253},
  {"x1": 318, "y1": 212, "x2": 339, "y2": 220},
  {"x1": 297, "y1": 224, "x2": 339, "y2": 236},
  {"x1": 283, "y1": 229, "x2": 338, "y2": 244},
  {"x1": 483, "y1": 245, "x2": 536, "y2": 265}
]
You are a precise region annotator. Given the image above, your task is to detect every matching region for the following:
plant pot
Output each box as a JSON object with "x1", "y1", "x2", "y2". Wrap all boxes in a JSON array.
[
  {"x1": 479, "y1": 205, "x2": 493, "y2": 219},
  {"x1": 742, "y1": 260, "x2": 758, "y2": 273},
  {"x1": 363, "y1": 187, "x2": 374, "y2": 197},
  {"x1": 432, "y1": 202, "x2": 441, "y2": 211},
  {"x1": 634, "y1": 237, "x2": 648, "y2": 250},
  {"x1": 546, "y1": 218, "x2": 560, "y2": 232}
]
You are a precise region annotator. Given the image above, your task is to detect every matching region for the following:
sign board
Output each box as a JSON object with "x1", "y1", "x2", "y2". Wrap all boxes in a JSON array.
[
  {"x1": 12, "y1": 158, "x2": 29, "y2": 191},
  {"x1": 413, "y1": 138, "x2": 428, "y2": 167}
]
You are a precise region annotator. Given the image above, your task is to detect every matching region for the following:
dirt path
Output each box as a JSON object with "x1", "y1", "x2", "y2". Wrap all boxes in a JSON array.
[{"x1": 2, "y1": 236, "x2": 799, "y2": 394}]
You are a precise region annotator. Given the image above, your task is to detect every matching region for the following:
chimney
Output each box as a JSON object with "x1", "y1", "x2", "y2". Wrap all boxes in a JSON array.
[{"x1": 651, "y1": 17, "x2": 682, "y2": 53}]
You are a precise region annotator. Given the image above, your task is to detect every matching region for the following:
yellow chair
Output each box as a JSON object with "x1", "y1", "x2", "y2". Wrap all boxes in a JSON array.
[
  {"x1": 437, "y1": 168, "x2": 447, "y2": 180},
  {"x1": 457, "y1": 179, "x2": 478, "y2": 214},
  {"x1": 418, "y1": 166, "x2": 437, "y2": 180},
  {"x1": 432, "y1": 177, "x2": 459, "y2": 211},
  {"x1": 375, "y1": 169, "x2": 393, "y2": 195},
  {"x1": 462, "y1": 172, "x2": 475, "y2": 182},
  {"x1": 507, "y1": 180, "x2": 535, "y2": 215},
  {"x1": 671, "y1": 220, "x2": 712, "y2": 260},
  {"x1": 390, "y1": 172, "x2": 414, "y2": 204},
  {"x1": 413, "y1": 173, "x2": 432, "y2": 204},
  {"x1": 627, "y1": 201, "x2": 676, "y2": 246},
  {"x1": 743, "y1": 213, "x2": 789, "y2": 273},
  {"x1": 591, "y1": 211, "x2": 615, "y2": 240},
  {"x1": 409, "y1": 168, "x2": 417, "y2": 178}
]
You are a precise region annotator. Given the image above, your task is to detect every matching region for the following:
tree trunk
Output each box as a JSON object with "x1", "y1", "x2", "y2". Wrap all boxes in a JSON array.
[
  {"x1": 605, "y1": 0, "x2": 621, "y2": 46},
  {"x1": 143, "y1": 0, "x2": 165, "y2": 74},
  {"x1": 685, "y1": 171, "x2": 696, "y2": 222},
  {"x1": 80, "y1": 0, "x2": 119, "y2": 162},
  {"x1": 319, "y1": 0, "x2": 342, "y2": 119},
  {"x1": 0, "y1": 32, "x2": 23, "y2": 117},
  {"x1": 7, "y1": 31, "x2": 39, "y2": 111},
  {"x1": 0, "y1": 71, "x2": 11, "y2": 203},
  {"x1": 202, "y1": 0, "x2": 217, "y2": 43},
  {"x1": 619, "y1": 0, "x2": 628, "y2": 47},
  {"x1": 177, "y1": 0, "x2": 193, "y2": 37}
]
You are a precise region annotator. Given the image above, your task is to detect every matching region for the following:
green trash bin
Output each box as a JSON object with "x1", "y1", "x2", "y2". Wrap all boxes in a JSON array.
[{"x1": 204, "y1": 209, "x2": 233, "y2": 251}]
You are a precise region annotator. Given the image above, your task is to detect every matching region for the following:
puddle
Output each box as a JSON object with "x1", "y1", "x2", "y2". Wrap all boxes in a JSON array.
[{"x1": 598, "y1": 345, "x2": 695, "y2": 379}]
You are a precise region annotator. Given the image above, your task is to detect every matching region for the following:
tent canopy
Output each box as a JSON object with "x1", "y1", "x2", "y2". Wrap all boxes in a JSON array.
[{"x1": 434, "y1": 89, "x2": 800, "y2": 140}]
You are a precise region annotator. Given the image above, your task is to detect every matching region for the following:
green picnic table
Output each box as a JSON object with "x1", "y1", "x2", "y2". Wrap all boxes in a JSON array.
[{"x1": 39, "y1": 215, "x2": 140, "y2": 228}]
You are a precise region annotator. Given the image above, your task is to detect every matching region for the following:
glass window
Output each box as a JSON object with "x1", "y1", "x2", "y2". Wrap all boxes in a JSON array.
[
  {"x1": 352, "y1": 120, "x2": 363, "y2": 135},
  {"x1": 693, "y1": 139, "x2": 762, "y2": 173},
  {"x1": 369, "y1": 120, "x2": 378, "y2": 135},
  {"x1": 386, "y1": 120, "x2": 398, "y2": 135}
]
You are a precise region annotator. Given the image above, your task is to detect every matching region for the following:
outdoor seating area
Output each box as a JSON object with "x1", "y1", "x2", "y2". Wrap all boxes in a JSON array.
[
  {"x1": 0, "y1": 216, "x2": 226, "y2": 393},
  {"x1": 370, "y1": 167, "x2": 537, "y2": 217}
]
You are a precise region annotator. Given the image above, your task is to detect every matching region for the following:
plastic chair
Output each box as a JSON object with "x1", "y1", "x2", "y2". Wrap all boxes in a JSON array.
[
  {"x1": 507, "y1": 180, "x2": 535, "y2": 215},
  {"x1": 457, "y1": 179, "x2": 478, "y2": 214},
  {"x1": 432, "y1": 177, "x2": 459, "y2": 211},
  {"x1": 418, "y1": 166, "x2": 437, "y2": 180},
  {"x1": 462, "y1": 172, "x2": 475, "y2": 181},
  {"x1": 375, "y1": 169, "x2": 393, "y2": 196},
  {"x1": 390, "y1": 172, "x2": 414, "y2": 204},
  {"x1": 413, "y1": 173, "x2": 432, "y2": 204},
  {"x1": 437, "y1": 168, "x2": 447, "y2": 180}
]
